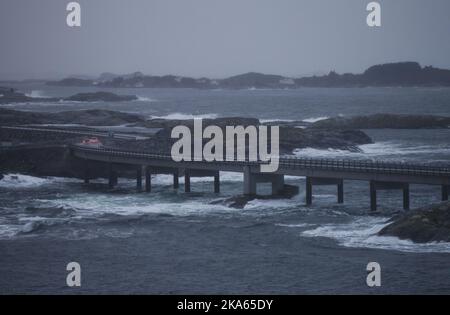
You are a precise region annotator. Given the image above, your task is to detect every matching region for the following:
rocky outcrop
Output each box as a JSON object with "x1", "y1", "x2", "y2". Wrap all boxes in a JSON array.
[
  {"x1": 64, "y1": 92, "x2": 138, "y2": 102},
  {"x1": 378, "y1": 201, "x2": 450, "y2": 243},
  {"x1": 311, "y1": 114, "x2": 450, "y2": 129},
  {"x1": 46, "y1": 78, "x2": 93, "y2": 87},
  {"x1": 211, "y1": 184, "x2": 300, "y2": 209},
  {"x1": 279, "y1": 127, "x2": 371, "y2": 153},
  {"x1": 0, "y1": 108, "x2": 145, "y2": 126},
  {"x1": 0, "y1": 88, "x2": 138, "y2": 104}
]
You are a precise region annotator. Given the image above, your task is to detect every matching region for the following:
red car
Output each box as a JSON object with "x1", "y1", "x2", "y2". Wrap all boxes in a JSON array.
[{"x1": 80, "y1": 137, "x2": 103, "y2": 147}]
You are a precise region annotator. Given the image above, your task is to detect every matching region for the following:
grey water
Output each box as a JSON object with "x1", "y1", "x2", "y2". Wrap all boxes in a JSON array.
[{"x1": 1, "y1": 84, "x2": 450, "y2": 294}]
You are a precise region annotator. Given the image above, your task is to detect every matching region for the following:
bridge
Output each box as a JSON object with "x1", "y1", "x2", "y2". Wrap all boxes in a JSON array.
[{"x1": 70, "y1": 144, "x2": 450, "y2": 211}]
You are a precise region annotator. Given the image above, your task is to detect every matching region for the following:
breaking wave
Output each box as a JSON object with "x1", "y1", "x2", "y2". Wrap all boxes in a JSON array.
[
  {"x1": 293, "y1": 141, "x2": 450, "y2": 160},
  {"x1": 0, "y1": 174, "x2": 51, "y2": 188},
  {"x1": 302, "y1": 116, "x2": 329, "y2": 123},
  {"x1": 301, "y1": 216, "x2": 450, "y2": 253},
  {"x1": 149, "y1": 113, "x2": 219, "y2": 120}
]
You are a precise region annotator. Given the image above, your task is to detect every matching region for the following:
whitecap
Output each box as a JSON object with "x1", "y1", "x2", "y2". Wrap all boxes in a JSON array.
[
  {"x1": 302, "y1": 116, "x2": 329, "y2": 123},
  {"x1": 301, "y1": 216, "x2": 450, "y2": 253},
  {"x1": 149, "y1": 113, "x2": 219, "y2": 120},
  {"x1": 0, "y1": 174, "x2": 50, "y2": 188}
]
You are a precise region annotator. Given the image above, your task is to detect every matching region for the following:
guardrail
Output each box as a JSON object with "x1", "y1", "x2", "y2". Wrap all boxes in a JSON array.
[{"x1": 70, "y1": 145, "x2": 450, "y2": 178}]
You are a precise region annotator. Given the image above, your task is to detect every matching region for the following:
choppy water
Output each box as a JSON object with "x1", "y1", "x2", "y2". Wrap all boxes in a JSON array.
[{"x1": 1, "y1": 84, "x2": 450, "y2": 294}]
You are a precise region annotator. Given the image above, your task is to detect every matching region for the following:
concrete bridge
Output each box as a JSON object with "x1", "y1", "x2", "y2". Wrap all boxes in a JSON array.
[{"x1": 70, "y1": 145, "x2": 450, "y2": 211}]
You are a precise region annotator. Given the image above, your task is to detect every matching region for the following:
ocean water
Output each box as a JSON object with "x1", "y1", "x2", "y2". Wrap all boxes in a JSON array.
[{"x1": 1, "y1": 84, "x2": 450, "y2": 294}]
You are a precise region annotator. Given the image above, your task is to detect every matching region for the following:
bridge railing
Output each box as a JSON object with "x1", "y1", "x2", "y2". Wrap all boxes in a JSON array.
[{"x1": 70, "y1": 145, "x2": 450, "y2": 178}]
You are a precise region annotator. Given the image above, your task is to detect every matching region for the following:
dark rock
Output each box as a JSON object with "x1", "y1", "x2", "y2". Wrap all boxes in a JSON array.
[
  {"x1": 378, "y1": 201, "x2": 450, "y2": 243},
  {"x1": 311, "y1": 114, "x2": 450, "y2": 130},
  {"x1": 0, "y1": 88, "x2": 137, "y2": 104},
  {"x1": 279, "y1": 127, "x2": 372, "y2": 153},
  {"x1": 46, "y1": 78, "x2": 93, "y2": 87},
  {"x1": 0, "y1": 88, "x2": 58, "y2": 104},
  {"x1": 211, "y1": 184, "x2": 299, "y2": 209},
  {"x1": 0, "y1": 108, "x2": 145, "y2": 126},
  {"x1": 63, "y1": 92, "x2": 138, "y2": 102}
]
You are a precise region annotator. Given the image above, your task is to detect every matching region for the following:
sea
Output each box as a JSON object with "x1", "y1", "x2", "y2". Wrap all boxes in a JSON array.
[{"x1": 1, "y1": 84, "x2": 450, "y2": 294}]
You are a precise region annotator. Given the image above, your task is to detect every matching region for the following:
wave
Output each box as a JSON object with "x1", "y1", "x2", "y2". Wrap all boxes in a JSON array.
[
  {"x1": 301, "y1": 216, "x2": 450, "y2": 253},
  {"x1": 42, "y1": 193, "x2": 235, "y2": 218},
  {"x1": 150, "y1": 172, "x2": 242, "y2": 186},
  {"x1": 136, "y1": 96, "x2": 158, "y2": 102},
  {"x1": 0, "y1": 174, "x2": 82, "y2": 189},
  {"x1": 260, "y1": 118, "x2": 295, "y2": 123},
  {"x1": 302, "y1": 116, "x2": 329, "y2": 123},
  {"x1": 0, "y1": 174, "x2": 50, "y2": 188},
  {"x1": 293, "y1": 141, "x2": 450, "y2": 160},
  {"x1": 149, "y1": 113, "x2": 219, "y2": 120},
  {"x1": 24, "y1": 90, "x2": 51, "y2": 99}
]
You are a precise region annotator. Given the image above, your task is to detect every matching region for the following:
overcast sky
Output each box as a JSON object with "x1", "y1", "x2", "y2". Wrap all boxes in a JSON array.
[{"x1": 1, "y1": 0, "x2": 450, "y2": 80}]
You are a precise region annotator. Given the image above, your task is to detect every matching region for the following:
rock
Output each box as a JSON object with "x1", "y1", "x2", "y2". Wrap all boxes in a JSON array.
[
  {"x1": 211, "y1": 184, "x2": 299, "y2": 209},
  {"x1": 378, "y1": 201, "x2": 450, "y2": 243},
  {"x1": 46, "y1": 78, "x2": 94, "y2": 87},
  {"x1": 279, "y1": 127, "x2": 372, "y2": 153},
  {"x1": 311, "y1": 114, "x2": 450, "y2": 130},
  {"x1": 63, "y1": 92, "x2": 138, "y2": 102},
  {"x1": 0, "y1": 88, "x2": 58, "y2": 104},
  {"x1": 0, "y1": 108, "x2": 145, "y2": 126},
  {"x1": 0, "y1": 88, "x2": 137, "y2": 104}
]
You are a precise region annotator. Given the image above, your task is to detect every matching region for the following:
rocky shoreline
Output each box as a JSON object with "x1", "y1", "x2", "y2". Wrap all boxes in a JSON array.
[
  {"x1": 0, "y1": 88, "x2": 137, "y2": 104},
  {"x1": 379, "y1": 201, "x2": 450, "y2": 243}
]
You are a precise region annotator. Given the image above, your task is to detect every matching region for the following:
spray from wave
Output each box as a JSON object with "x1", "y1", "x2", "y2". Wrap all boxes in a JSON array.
[
  {"x1": 301, "y1": 216, "x2": 450, "y2": 253},
  {"x1": 149, "y1": 113, "x2": 219, "y2": 120},
  {"x1": 24, "y1": 90, "x2": 51, "y2": 99}
]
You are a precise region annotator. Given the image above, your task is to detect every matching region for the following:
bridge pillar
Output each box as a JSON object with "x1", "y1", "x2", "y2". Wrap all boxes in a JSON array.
[
  {"x1": 173, "y1": 170, "x2": 179, "y2": 189},
  {"x1": 271, "y1": 175, "x2": 285, "y2": 195},
  {"x1": 145, "y1": 167, "x2": 151, "y2": 192},
  {"x1": 305, "y1": 177, "x2": 344, "y2": 206},
  {"x1": 370, "y1": 181, "x2": 409, "y2": 211},
  {"x1": 136, "y1": 167, "x2": 143, "y2": 192},
  {"x1": 108, "y1": 163, "x2": 118, "y2": 189},
  {"x1": 442, "y1": 185, "x2": 449, "y2": 201},
  {"x1": 370, "y1": 181, "x2": 377, "y2": 212},
  {"x1": 214, "y1": 173, "x2": 220, "y2": 193},
  {"x1": 183, "y1": 169, "x2": 219, "y2": 193},
  {"x1": 185, "y1": 169, "x2": 191, "y2": 193},
  {"x1": 83, "y1": 162, "x2": 89, "y2": 184},
  {"x1": 243, "y1": 166, "x2": 256, "y2": 196}
]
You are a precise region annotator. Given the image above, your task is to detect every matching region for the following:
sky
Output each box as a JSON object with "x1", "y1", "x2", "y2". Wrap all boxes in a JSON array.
[{"x1": 1, "y1": 0, "x2": 450, "y2": 80}]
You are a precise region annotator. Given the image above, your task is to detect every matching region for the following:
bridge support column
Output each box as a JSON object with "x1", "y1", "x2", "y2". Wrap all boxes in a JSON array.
[
  {"x1": 145, "y1": 167, "x2": 151, "y2": 192},
  {"x1": 108, "y1": 164, "x2": 118, "y2": 189},
  {"x1": 83, "y1": 163, "x2": 89, "y2": 184},
  {"x1": 370, "y1": 181, "x2": 377, "y2": 212},
  {"x1": 136, "y1": 167, "x2": 142, "y2": 192},
  {"x1": 271, "y1": 175, "x2": 285, "y2": 195},
  {"x1": 173, "y1": 170, "x2": 179, "y2": 189},
  {"x1": 214, "y1": 173, "x2": 220, "y2": 193},
  {"x1": 243, "y1": 166, "x2": 256, "y2": 196},
  {"x1": 185, "y1": 169, "x2": 191, "y2": 193},
  {"x1": 305, "y1": 177, "x2": 344, "y2": 206},
  {"x1": 183, "y1": 169, "x2": 219, "y2": 193},
  {"x1": 442, "y1": 185, "x2": 449, "y2": 201},
  {"x1": 243, "y1": 167, "x2": 285, "y2": 196},
  {"x1": 370, "y1": 181, "x2": 409, "y2": 211}
]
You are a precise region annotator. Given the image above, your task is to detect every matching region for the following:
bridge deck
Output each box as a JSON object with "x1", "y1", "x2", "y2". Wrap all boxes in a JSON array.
[{"x1": 71, "y1": 145, "x2": 450, "y2": 186}]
